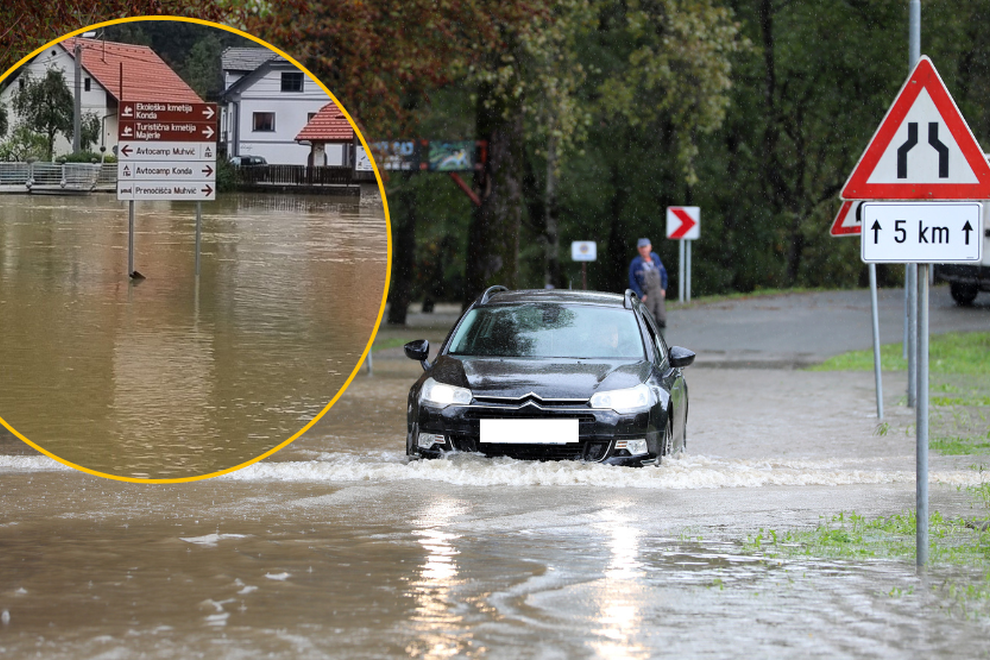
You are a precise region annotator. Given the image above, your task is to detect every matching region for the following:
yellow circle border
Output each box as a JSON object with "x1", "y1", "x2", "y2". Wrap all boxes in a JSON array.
[{"x1": 0, "y1": 15, "x2": 392, "y2": 483}]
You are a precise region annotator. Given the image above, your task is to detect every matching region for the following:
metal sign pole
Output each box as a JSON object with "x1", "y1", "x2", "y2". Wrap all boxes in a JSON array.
[
  {"x1": 685, "y1": 239, "x2": 692, "y2": 302},
  {"x1": 127, "y1": 200, "x2": 135, "y2": 277},
  {"x1": 917, "y1": 262, "x2": 930, "y2": 568},
  {"x1": 869, "y1": 263, "x2": 884, "y2": 421},
  {"x1": 907, "y1": 0, "x2": 921, "y2": 409},
  {"x1": 195, "y1": 201, "x2": 203, "y2": 277},
  {"x1": 678, "y1": 239, "x2": 685, "y2": 302}
]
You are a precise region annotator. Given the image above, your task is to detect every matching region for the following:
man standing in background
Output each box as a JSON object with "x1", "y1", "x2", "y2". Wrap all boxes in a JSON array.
[{"x1": 628, "y1": 238, "x2": 667, "y2": 328}]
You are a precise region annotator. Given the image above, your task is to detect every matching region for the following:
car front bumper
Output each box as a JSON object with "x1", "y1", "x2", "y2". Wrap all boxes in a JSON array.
[{"x1": 410, "y1": 400, "x2": 661, "y2": 466}]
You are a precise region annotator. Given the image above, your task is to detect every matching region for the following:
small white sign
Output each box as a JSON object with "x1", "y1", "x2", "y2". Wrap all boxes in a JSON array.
[
  {"x1": 480, "y1": 418, "x2": 579, "y2": 445},
  {"x1": 118, "y1": 162, "x2": 216, "y2": 182},
  {"x1": 861, "y1": 202, "x2": 983, "y2": 263},
  {"x1": 571, "y1": 241, "x2": 597, "y2": 262},
  {"x1": 117, "y1": 141, "x2": 216, "y2": 162},
  {"x1": 117, "y1": 181, "x2": 216, "y2": 201},
  {"x1": 666, "y1": 206, "x2": 700, "y2": 240}
]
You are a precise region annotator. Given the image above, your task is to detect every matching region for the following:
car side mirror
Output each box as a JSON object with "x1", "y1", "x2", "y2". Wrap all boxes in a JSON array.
[
  {"x1": 404, "y1": 339, "x2": 432, "y2": 371},
  {"x1": 669, "y1": 346, "x2": 696, "y2": 369}
]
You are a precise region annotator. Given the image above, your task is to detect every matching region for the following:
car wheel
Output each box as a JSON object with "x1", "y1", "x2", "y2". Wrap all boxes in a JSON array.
[
  {"x1": 406, "y1": 422, "x2": 418, "y2": 457},
  {"x1": 657, "y1": 414, "x2": 673, "y2": 465},
  {"x1": 950, "y1": 282, "x2": 979, "y2": 306}
]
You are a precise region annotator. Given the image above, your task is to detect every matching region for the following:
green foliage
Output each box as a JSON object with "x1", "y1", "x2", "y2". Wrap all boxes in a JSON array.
[
  {"x1": 0, "y1": 124, "x2": 48, "y2": 161},
  {"x1": 12, "y1": 68, "x2": 73, "y2": 161}
]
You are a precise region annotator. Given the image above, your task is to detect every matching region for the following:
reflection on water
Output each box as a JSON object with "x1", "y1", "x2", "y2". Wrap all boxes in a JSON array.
[
  {"x1": 591, "y1": 513, "x2": 650, "y2": 660},
  {"x1": 407, "y1": 498, "x2": 470, "y2": 660},
  {"x1": 0, "y1": 193, "x2": 387, "y2": 479}
]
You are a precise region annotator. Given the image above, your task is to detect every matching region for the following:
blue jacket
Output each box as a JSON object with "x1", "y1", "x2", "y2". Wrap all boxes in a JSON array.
[{"x1": 628, "y1": 253, "x2": 668, "y2": 298}]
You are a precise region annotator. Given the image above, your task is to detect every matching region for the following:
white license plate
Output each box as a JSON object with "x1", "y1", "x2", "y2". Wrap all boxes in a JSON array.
[{"x1": 480, "y1": 418, "x2": 579, "y2": 445}]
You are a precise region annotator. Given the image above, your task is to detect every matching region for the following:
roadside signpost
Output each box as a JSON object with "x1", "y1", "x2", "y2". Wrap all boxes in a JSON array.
[
  {"x1": 116, "y1": 101, "x2": 218, "y2": 277},
  {"x1": 571, "y1": 241, "x2": 596, "y2": 290},
  {"x1": 666, "y1": 206, "x2": 699, "y2": 302},
  {"x1": 843, "y1": 54, "x2": 990, "y2": 568}
]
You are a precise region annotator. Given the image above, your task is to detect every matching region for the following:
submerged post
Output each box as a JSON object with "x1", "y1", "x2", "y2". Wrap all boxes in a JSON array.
[
  {"x1": 195, "y1": 201, "x2": 203, "y2": 277},
  {"x1": 127, "y1": 200, "x2": 135, "y2": 277}
]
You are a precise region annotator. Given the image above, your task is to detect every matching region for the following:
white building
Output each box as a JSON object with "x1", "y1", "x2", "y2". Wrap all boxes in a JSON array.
[
  {"x1": 0, "y1": 37, "x2": 203, "y2": 160},
  {"x1": 219, "y1": 48, "x2": 334, "y2": 166}
]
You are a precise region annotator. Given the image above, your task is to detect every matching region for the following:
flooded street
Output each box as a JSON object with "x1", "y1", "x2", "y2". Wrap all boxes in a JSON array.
[
  {"x1": 0, "y1": 193, "x2": 387, "y2": 479},
  {"x1": 2, "y1": 353, "x2": 989, "y2": 658}
]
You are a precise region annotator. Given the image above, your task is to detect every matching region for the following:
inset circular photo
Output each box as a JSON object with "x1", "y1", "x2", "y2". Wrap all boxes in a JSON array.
[{"x1": 0, "y1": 17, "x2": 390, "y2": 482}]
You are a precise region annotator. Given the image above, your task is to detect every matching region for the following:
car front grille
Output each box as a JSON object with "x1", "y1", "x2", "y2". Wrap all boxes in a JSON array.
[{"x1": 449, "y1": 434, "x2": 611, "y2": 462}]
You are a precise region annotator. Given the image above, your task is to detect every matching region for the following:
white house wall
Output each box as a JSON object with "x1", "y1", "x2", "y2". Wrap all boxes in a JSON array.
[
  {"x1": 0, "y1": 44, "x2": 119, "y2": 160},
  {"x1": 223, "y1": 68, "x2": 332, "y2": 166}
]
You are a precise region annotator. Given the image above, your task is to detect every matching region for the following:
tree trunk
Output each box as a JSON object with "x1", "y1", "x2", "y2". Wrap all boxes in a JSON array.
[
  {"x1": 544, "y1": 135, "x2": 563, "y2": 288},
  {"x1": 386, "y1": 173, "x2": 417, "y2": 325},
  {"x1": 464, "y1": 80, "x2": 524, "y2": 305}
]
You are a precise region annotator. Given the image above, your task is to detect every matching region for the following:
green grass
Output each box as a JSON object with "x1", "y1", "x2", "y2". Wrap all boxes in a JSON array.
[
  {"x1": 809, "y1": 331, "x2": 990, "y2": 375},
  {"x1": 812, "y1": 331, "x2": 990, "y2": 456}
]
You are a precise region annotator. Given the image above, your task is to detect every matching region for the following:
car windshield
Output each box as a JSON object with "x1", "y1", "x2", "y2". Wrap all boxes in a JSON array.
[{"x1": 447, "y1": 304, "x2": 645, "y2": 359}]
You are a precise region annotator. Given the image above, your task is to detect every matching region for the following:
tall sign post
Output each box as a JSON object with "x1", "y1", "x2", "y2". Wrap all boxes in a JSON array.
[
  {"x1": 830, "y1": 200, "x2": 885, "y2": 422},
  {"x1": 842, "y1": 55, "x2": 990, "y2": 568},
  {"x1": 666, "y1": 206, "x2": 700, "y2": 302},
  {"x1": 116, "y1": 101, "x2": 218, "y2": 278}
]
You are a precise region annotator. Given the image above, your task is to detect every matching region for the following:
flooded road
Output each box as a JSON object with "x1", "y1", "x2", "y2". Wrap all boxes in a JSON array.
[
  {"x1": 0, "y1": 193, "x2": 388, "y2": 479},
  {"x1": 2, "y1": 357, "x2": 989, "y2": 658}
]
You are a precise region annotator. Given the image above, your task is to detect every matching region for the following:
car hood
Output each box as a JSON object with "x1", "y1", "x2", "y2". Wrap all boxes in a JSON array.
[{"x1": 434, "y1": 355, "x2": 650, "y2": 400}]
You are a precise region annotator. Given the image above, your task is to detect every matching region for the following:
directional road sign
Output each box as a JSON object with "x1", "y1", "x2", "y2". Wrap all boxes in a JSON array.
[
  {"x1": 117, "y1": 182, "x2": 216, "y2": 201},
  {"x1": 119, "y1": 121, "x2": 216, "y2": 142},
  {"x1": 861, "y1": 202, "x2": 983, "y2": 263},
  {"x1": 119, "y1": 101, "x2": 218, "y2": 123},
  {"x1": 117, "y1": 141, "x2": 216, "y2": 161},
  {"x1": 118, "y1": 162, "x2": 216, "y2": 182},
  {"x1": 666, "y1": 206, "x2": 700, "y2": 240},
  {"x1": 842, "y1": 56, "x2": 990, "y2": 200}
]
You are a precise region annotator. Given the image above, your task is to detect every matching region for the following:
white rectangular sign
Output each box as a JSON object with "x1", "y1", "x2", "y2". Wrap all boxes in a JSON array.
[
  {"x1": 571, "y1": 241, "x2": 597, "y2": 262},
  {"x1": 117, "y1": 181, "x2": 216, "y2": 201},
  {"x1": 861, "y1": 202, "x2": 983, "y2": 263},
  {"x1": 479, "y1": 418, "x2": 579, "y2": 445},
  {"x1": 117, "y1": 141, "x2": 216, "y2": 162},
  {"x1": 118, "y1": 162, "x2": 216, "y2": 182}
]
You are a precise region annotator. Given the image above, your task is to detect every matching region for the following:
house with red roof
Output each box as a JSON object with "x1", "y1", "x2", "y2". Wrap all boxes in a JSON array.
[
  {"x1": 294, "y1": 101, "x2": 355, "y2": 167},
  {"x1": 0, "y1": 36, "x2": 203, "y2": 160},
  {"x1": 219, "y1": 47, "x2": 336, "y2": 166}
]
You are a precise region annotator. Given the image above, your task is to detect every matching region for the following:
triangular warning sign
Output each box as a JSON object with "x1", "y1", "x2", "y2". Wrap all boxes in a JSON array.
[
  {"x1": 842, "y1": 56, "x2": 990, "y2": 200},
  {"x1": 830, "y1": 200, "x2": 861, "y2": 237}
]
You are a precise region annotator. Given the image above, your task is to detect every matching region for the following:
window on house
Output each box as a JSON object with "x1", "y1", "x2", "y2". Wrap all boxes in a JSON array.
[
  {"x1": 84, "y1": 78, "x2": 91, "y2": 92},
  {"x1": 253, "y1": 112, "x2": 275, "y2": 132},
  {"x1": 281, "y1": 72, "x2": 304, "y2": 92}
]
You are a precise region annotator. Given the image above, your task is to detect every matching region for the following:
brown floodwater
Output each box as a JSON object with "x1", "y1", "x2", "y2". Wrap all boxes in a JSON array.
[
  {"x1": 0, "y1": 192, "x2": 388, "y2": 480},
  {"x1": 1, "y1": 365, "x2": 989, "y2": 658}
]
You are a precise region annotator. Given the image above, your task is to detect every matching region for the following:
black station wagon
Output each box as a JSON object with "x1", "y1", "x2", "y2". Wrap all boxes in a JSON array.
[{"x1": 404, "y1": 286, "x2": 695, "y2": 466}]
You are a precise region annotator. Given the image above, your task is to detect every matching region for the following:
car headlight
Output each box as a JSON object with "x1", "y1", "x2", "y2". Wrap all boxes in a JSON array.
[
  {"x1": 590, "y1": 384, "x2": 652, "y2": 414},
  {"x1": 420, "y1": 377, "x2": 472, "y2": 407}
]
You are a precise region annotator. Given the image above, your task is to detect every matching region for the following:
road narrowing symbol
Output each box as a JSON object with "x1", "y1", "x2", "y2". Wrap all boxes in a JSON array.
[{"x1": 860, "y1": 202, "x2": 983, "y2": 263}]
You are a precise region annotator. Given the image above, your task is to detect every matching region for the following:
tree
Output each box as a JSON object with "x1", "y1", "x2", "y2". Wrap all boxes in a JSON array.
[
  {"x1": 12, "y1": 68, "x2": 73, "y2": 161},
  {"x1": 0, "y1": 2, "x2": 230, "y2": 74}
]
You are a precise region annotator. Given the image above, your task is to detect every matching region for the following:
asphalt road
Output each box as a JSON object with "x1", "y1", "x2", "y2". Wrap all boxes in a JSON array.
[{"x1": 378, "y1": 283, "x2": 990, "y2": 368}]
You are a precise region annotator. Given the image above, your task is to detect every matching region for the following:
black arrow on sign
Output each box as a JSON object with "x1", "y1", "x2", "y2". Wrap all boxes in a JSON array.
[
  {"x1": 963, "y1": 221, "x2": 974, "y2": 245},
  {"x1": 871, "y1": 220, "x2": 882, "y2": 243}
]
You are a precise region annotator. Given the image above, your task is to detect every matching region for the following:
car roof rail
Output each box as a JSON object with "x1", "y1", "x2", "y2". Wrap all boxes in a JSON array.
[
  {"x1": 479, "y1": 285, "x2": 509, "y2": 304},
  {"x1": 623, "y1": 289, "x2": 638, "y2": 309}
]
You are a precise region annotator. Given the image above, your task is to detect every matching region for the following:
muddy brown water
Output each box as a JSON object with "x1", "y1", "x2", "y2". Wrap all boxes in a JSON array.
[
  {"x1": 2, "y1": 358, "x2": 989, "y2": 658},
  {"x1": 0, "y1": 193, "x2": 387, "y2": 479}
]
